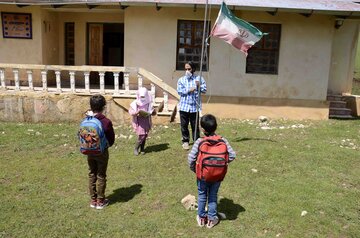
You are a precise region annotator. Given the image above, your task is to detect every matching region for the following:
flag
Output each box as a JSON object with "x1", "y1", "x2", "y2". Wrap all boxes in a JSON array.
[{"x1": 210, "y1": 2, "x2": 265, "y2": 56}]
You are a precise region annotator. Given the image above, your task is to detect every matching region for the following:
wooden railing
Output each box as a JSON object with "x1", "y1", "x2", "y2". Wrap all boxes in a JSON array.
[{"x1": 0, "y1": 64, "x2": 179, "y2": 113}]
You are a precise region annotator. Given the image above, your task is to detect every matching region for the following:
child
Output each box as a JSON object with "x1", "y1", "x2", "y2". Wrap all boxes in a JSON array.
[
  {"x1": 86, "y1": 94, "x2": 115, "y2": 209},
  {"x1": 129, "y1": 87, "x2": 156, "y2": 155},
  {"x1": 188, "y1": 114, "x2": 236, "y2": 228}
]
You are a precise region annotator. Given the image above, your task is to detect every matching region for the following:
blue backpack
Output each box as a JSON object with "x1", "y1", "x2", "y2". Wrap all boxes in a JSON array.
[{"x1": 78, "y1": 116, "x2": 108, "y2": 155}]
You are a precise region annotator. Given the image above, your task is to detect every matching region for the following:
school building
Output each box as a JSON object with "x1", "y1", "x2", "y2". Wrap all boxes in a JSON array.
[{"x1": 0, "y1": 0, "x2": 359, "y2": 123}]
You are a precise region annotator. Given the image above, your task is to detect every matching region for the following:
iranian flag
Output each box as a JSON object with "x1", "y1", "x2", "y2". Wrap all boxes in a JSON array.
[{"x1": 210, "y1": 2, "x2": 265, "y2": 56}]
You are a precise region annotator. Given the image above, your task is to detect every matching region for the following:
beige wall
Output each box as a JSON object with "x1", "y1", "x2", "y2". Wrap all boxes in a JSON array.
[
  {"x1": 0, "y1": 6, "x2": 124, "y2": 65},
  {"x1": 0, "y1": 5, "x2": 42, "y2": 64},
  {"x1": 355, "y1": 32, "x2": 360, "y2": 79},
  {"x1": 1, "y1": 5, "x2": 357, "y2": 104},
  {"x1": 41, "y1": 10, "x2": 59, "y2": 65},
  {"x1": 57, "y1": 11, "x2": 124, "y2": 65},
  {"x1": 125, "y1": 7, "x2": 334, "y2": 101},
  {"x1": 328, "y1": 20, "x2": 359, "y2": 94}
]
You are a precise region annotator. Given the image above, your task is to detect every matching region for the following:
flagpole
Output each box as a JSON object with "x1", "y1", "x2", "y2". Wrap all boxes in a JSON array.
[{"x1": 194, "y1": 0, "x2": 209, "y2": 140}]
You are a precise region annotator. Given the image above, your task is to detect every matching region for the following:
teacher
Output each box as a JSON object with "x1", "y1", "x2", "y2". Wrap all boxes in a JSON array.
[{"x1": 177, "y1": 61, "x2": 207, "y2": 150}]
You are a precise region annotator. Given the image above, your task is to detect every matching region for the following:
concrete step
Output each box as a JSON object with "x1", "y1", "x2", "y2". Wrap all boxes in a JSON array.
[
  {"x1": 329, "y1": 100, "x2": 347, "y2": 108},
  {"x1": 329, "y1": 107, "x2": 352, "y2": 116},
  {"x1": 327, "y1": 94, "x2": 345, "y2": 101},
  {"x1": 329, "y1": 114, "x2": 355, "y2": 119}
]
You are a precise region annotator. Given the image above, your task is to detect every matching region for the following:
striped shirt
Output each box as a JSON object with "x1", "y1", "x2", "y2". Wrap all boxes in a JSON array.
[
  {"x1": 188, "y1": 135, "x2": 236, "y2": 172},
  {"x1": 177, "y1": 74, "x2": 207, "y2": 113}
]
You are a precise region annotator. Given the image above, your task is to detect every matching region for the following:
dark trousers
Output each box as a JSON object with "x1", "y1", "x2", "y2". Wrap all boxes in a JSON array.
[
  {"x1": 87, "y1": 148, "x2": 109, "y2": 200},
  {"x1": 180, "y1": 111, "x2": 200, "y2": 143},
  {"x1": 137, "y1": 134, "x2": 148, "y2": 144}
]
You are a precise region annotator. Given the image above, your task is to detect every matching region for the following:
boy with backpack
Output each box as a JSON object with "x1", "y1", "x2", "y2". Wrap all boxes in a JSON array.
[
  {"x1": 188, "y1": 114, "x2": 236, "y2": 228},
  {"x1": 78, "y1": 94, "x2": 115, "y2": 209}
]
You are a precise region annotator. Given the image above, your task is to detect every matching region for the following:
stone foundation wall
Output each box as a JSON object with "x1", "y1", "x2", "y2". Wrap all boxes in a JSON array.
[
  {"x1": 0, "y1": 92, "x2": 132, "y2": 125},
  {"x1": 0, "y1": 92, "x2": 332, "y2": 124}
]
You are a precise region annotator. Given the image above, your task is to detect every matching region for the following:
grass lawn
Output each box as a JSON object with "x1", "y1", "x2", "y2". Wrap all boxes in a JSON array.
[{"x1": 0, "y1": 119, "x2": 359, "y2": 237}]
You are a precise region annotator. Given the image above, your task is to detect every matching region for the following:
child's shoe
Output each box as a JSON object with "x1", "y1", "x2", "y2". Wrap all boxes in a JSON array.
[
  {"x1": 140, "y1": 142, "x2": 146, "y2": 155},
  {"x1": 96, "y1": 199, "x2": 110, "y2": 209},
  {"x1": 206, "y1": 218, "x2": 219, "y2": 228},
  {"x1": 182, "y1": 142, "x2": 190, "y2": 150},
  {"x1": 196, "y1": 215, "x2": 207, "y2": 227},
  {"x1": 90, "y1": 199, "x2": 97, "y2": 208},
  {"x1": 134, "y1": 142, "x2": 140, "y2": 156}
]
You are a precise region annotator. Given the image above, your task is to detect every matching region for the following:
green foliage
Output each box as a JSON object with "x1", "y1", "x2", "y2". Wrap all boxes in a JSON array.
[
  {"x1": 352, "y1": 78, "x2": 360, "y2": 95},
  {"x1": 0, "y1": 119, "x2": 359, "y2": 237}
]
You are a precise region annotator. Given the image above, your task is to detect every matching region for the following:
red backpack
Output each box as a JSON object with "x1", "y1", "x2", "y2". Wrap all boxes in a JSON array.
[{"x1": 196, "y1": 135, "x2": 229, "y2": 182}]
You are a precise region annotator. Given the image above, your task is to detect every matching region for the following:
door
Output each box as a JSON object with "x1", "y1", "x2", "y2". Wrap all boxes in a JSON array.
[
  {"x1": 88, "y1": 24, "x2": 103, "y2": 66},
  {"x1": 88, "y1": 24, "x2": 103, "y2": 84},
  {"x1": 88, "y1": 23, "x2": 124, "y2": 86}
]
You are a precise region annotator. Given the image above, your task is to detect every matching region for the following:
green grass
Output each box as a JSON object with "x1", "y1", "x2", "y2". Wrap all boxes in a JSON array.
[
  {"x1": 0, "y1": 119, "x2": 359, "y2": 238},
  {"x1": 352, "y1": 78, "x2": 360, "y2": 95}
]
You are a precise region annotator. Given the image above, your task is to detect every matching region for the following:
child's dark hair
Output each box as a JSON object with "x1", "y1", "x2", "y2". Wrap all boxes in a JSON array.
[
  {"x1": 200, "y1": 114, "x2": 217, "y2": 135},
  {"x1": 90, "y1": 94, "x2": 106, "y2": 112},
  {"x1": 187, "y1": 61, "x2": 196, "y2": 72}
]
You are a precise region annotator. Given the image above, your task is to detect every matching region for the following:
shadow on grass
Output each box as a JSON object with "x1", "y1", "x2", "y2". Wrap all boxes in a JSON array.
[
  {"x1": 218, "y1": 198, "x2": 245, "y2": 220},
  {"x1": 145, "y1": 143, "x2": 169, "y2": 153},
  {"x1": 235, "y1": 137, "x2": 277, "y2": 142},
  {"x1": 107, "y1": 184, "x2": 143, "y2": 205}
]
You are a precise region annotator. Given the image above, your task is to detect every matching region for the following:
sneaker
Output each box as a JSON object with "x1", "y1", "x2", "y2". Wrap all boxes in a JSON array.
[
  {"x1": 90, "y1": 199, "x2": 97, "y2": 208},
  {"x1": 134, "y1": 147, "x2": 139, "y2": 156},
  {"x1": 196, "y1": 215, "x2": 207, "y2": 227},
  {"x1": 182, "y1": 142, "x2": 190, "y2": 150},
  {"x1": 206, "y1": 218, "x2": 219, "y2": 228},
  {"x1": 96, "y1": 199, "x2": 110, "y2": 210}
]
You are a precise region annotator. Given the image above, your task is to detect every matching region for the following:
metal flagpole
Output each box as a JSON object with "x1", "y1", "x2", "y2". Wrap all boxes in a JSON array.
[{"x1": 194, "y1": 0, "x2": 209, "y2": 140}]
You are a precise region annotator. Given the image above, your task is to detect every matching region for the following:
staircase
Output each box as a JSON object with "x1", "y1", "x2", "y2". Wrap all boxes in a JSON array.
[{"x1": 327, "y1": 94, "x2": 354, "y2": 119}]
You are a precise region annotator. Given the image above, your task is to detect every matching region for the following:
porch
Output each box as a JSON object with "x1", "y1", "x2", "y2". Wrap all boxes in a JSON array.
[{"x1": 0, "y1": 63, "x2": 179, "y2": 123}]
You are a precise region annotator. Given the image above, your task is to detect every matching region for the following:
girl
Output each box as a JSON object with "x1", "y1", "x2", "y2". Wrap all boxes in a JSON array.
[{"x1": 129, "y1": 87, "x2": 155, "y2": 155}]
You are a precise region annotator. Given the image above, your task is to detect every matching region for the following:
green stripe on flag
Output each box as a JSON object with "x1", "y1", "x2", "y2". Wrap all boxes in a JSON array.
[{"x1": 220, "y1": 2, "x2": 264, "y2": 37}]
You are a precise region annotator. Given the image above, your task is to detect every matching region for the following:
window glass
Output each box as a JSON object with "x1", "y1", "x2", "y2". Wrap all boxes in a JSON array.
[
  {"x1": 246, "y1": 23, "x2": 281, "y2": 75},
  {"x1": 176, "y1": 20, "x2": 210, "y2": 71}
]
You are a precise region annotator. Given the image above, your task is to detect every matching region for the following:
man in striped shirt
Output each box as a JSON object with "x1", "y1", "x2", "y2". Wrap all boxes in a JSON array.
[{"x1": 177, "y1": 61, "x2": 207, "y2": 150}]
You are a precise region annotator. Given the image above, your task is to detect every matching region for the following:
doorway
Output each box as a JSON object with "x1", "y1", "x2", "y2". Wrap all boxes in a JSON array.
[{"x1": 87, "y1": 23, "x2": 124, "y2": 86}]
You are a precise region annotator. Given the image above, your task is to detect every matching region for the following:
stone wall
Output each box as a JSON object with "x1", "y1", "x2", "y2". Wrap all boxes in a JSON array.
[
  {"x1": 0, "y1": 91, "x2": 332, "y2": 122},
  {"x1": 0, "y1": 92, "x2": 132, "y2": 125}
]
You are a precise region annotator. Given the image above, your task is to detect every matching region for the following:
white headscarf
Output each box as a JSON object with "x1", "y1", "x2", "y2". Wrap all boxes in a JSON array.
[
  {"x1": 136, "y1": 87, "x2": 152, "y2": 106},
  {"x1": 130, "y1": 87, "x2": 153, "y2": 113}
]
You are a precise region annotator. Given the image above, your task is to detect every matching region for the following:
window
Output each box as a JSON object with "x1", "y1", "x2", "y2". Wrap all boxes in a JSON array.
[
  {"x1": 176, "y1": 20, "x2": 210, "y2": 71},
  {"x1": 65, "y1": 22, "x2": 75, "y2": 65},
  {"x1": 246, "y1": 23, "x2": 281, "y2": 74}
]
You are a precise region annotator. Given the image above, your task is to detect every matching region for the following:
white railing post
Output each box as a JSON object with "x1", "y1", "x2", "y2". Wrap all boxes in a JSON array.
[
  {"x1": 0, "y1": 69, "x2": 5, "y2": 90},
  {"x1": 69, "y1": 71, "x2": 75, "y2": 93},
  {"x1": 41, "y1": 70, "x2": 48, "y2": 91},
  {"x1": 26, "y1": 70, "x2": 33, "y2": 91},
  {"x1": 137, "y1": 73, "x2": 143, "y2": 89},
  {"x1": 99, "y1": 72, "x2": 105, "y2": 94},
  {"x1": 151, "y1": 83, "x2": 156, "y2": 103},
  {"x1": 84, "y1": 72, "x2": 90, "y2": 93},
  {"x1": 163, "y1": 92, "x2": 169, "y2": 112},
  {"x1": 113, "y1": 72, "x2": 120, "y2": 96},
  {"x1": 124, "y1": 72, "x2": 130, "y2": 94},
  {"x1": 13, "y1": 69, "x2": 20, "y2": 91},
  {"x1": 55, "y1": 71, "x2": 61, "y2": 93}
]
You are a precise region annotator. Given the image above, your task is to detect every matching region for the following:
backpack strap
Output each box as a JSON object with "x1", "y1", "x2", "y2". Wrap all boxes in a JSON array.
[{"x1": 199, "y1": 135, "x2": 224, "y2": 147}]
